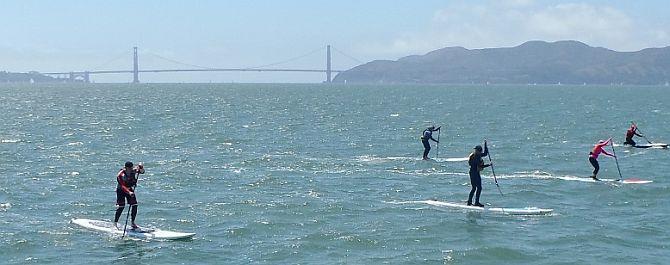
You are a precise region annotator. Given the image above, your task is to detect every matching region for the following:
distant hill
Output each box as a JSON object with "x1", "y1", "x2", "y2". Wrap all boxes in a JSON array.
[
  {"x1": 0, "y1": 71, "x2": 64, "y2": 83},
  {"x1": 333, "y1": 40, "x2": 670, "y2": 85}
]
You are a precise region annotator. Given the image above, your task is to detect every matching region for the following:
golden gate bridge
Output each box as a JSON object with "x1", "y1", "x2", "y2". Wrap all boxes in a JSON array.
[{"x1": 37, "y1": 45, "x2": 357, "y2": 83}]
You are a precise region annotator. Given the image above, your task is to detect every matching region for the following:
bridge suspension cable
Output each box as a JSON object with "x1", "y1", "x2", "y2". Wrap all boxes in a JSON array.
[
  {"x1": 89, "y1": 50, "x2": 133, "y2": 71},
  {"x1": 139, "y1": 46, "x2": 329, "y2": 71},
  {"x1": 331, "y1": 47, "x2": 365, "y2": 64},
  {"x1": 243, "y1": 46, "x2": 326, "y2": 69},
  {"x1": 141, "y1": 50, "x2": 217, "y2": 70}
]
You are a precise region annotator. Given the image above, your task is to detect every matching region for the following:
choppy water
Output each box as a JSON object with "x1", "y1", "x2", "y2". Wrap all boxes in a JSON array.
[{"x1": 1, "y1": 83, "x2": 669, "y2": 264}]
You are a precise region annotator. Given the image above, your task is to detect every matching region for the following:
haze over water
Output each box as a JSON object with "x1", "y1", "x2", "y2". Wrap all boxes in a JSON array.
[{"x1": 1, "y1": 83, "x2": 669, "y2": 264}]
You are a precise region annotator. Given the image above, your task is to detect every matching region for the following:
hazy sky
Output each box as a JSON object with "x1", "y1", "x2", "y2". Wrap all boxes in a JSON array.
[{"x1": 1, "y1": 0, "x2": 669, "y2": 83}]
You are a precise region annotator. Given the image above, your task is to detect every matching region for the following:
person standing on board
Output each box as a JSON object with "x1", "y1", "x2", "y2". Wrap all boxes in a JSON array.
[
  {"x1": 624, "y1": 124, "x2": 643, "y2": 146},
  {"x1": 114, "y1": 161, "x2": 145, "y2": 229},
  {"x1": 421, "y1": 126, "x2": 440, "y2": 160},
  {"x1": 467, "y1": 141, "x2": 491, "y2": 207},
  {"x1": 589, "y1": 138, "x2": 615, "y2": 181}
]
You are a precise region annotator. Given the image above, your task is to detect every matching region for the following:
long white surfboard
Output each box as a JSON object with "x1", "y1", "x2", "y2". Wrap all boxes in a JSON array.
[
  {"x1": 71, "y1": 218, "x2": 195, "y2": 240},
  {"x1": 558, "y1": 176, "x2": 652, "y2": 184},
  {"x1": 492, "y1": 174, "x2": 653, "y2": 184},
  {"x1": 403, "y1": 200, "x2": 553, "y2": 215},
  {"x1": 420, "y1": 157, "x2": 470, "y2": 162},
  {"x1": 627, "y1": 143, "x2": 668, "y2": 149},
  {"x1": 433, "y1": 157, "x2": 470, "y2": 162}
]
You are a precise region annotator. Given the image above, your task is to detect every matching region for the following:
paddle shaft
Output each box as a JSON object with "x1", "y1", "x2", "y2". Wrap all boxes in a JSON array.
[
  {"x1": 121, "y1": 203, "x2": 131, "y2": 238},
  {"x1": 636, "y1": 130, "x2": 653, "y2": 144},
  {"x1": 610, "y1": 141, "x2": 624, "y2": 181},
  {"x1": 121, "y1": 166, "x2": 142, "y2": 238},
  {"x1": 632, "y1": 122, "x2": 653, "y2": 144},
  {"x1": 487, "y1": 145, "x2": 504, "y2": 197},
  {"x1": 436, "y1": 129, "x2": 441, "y2": 158}
]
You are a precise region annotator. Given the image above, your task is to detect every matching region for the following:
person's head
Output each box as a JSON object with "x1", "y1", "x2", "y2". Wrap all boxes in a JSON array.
[
  {"x1": 598, "y1": 140, "x2": 605, "y2": 144},
  {"x1": 429, "y1": 126, "x2": 435, "y2": 130},
  {"x1": 124, "y1": 161, "x2": 134, "y2": 169},
  {"x1": 473, "y1": 145, "x2": 483, "y2": 154}
]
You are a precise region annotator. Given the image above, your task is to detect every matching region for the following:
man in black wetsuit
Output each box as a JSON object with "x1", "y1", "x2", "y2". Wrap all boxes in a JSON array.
[
  {"x1": 467, "y1": 141, "x2": 491, "y2": 207},
  {"x1": 114, "y1": 161, "x2": 145, "y2": 229},
  {"x1": 421, "y1": 126, "x2": 440, "y2": 160}
]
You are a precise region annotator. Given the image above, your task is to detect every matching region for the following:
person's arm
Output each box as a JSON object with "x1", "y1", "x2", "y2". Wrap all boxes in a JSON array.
[
  {"x1": 117, "y1": 171, "x2": 132, "y2": 194},
  {"x1": 477, "y1": 157, "x2": 491, "y2": 170},
  {"x1": 601, "y1": 149, "x2": 615, "y2": 157},
  {"x1": 602, "y1": 137, "x2": 613, "y2": 146}
]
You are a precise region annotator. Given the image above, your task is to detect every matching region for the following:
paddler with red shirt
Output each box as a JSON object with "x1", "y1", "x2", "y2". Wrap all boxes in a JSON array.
[
  {"x1": 588, "y1": 138, "x2": 615, "y2": 181},
  {"x1": 624, "y1": 123, "x2": 644, "y2": 146},
  {"x1": 113, "y1": 161, "x2": 145, "y2": 229}
]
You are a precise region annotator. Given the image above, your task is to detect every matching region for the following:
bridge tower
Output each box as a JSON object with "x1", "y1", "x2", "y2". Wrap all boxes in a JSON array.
[
  {"x1": 326, "y1": 45, "x2": 332, "y2": 83},
  {"x1": 67, "y1": 71, "x2": 90, "y2": 83},
  {"x1": 133, "y1": 47, "x2": 139, "y2": 83}
]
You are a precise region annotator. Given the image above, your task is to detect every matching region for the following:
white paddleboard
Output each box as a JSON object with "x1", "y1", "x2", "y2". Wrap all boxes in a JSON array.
[
  {"x1": 559, "y1": 176, "x2": 653, "y2": 184},
  {"x1": 433, "y1": 157, "x2": 470, "y2": 162},
  {"x1": 493, "y1": 174, "x2": 653, "y2": 184},
  {"x1": 625, "y1": 143, "x2": 668, "y2": 149},
  {"x1": 415, "y1": 200, "x2": 553, "y2": 215},
  {"x1": 71, "y1": 218, "x2": 195, "y2": 240},
  {"x1": 421, "y1": 157, "x2": 469, "y2": 162}
]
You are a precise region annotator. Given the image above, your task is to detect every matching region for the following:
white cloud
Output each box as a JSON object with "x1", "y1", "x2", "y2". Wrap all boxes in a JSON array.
[
  {"x1": 501, "y1": 0, "x2": 536, "y2": 7},
  {"x1": 356, "y1": 1, "x2": 670, "y2": 60},
  {"x1": 525, "y1": 4, "x2": 633, "y2": 46}
]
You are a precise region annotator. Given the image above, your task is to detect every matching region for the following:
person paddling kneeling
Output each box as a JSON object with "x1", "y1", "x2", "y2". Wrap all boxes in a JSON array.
[{"x1": 624, "y1": 124, "x2": 644, "y2": 146}]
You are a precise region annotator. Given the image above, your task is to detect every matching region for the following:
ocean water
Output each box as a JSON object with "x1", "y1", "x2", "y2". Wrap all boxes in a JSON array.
[{"x1": 1, "y1": 83, "x2": 669, "y2": 264}]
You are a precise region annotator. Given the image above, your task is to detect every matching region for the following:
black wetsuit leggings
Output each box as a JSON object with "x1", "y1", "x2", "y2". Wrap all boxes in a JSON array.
[
  {"x1": 589, "y1": 156, "x2": 600, "y2": 176},
  {"x1": 114, "y1": 189, "x2": 138, "y2": 223},
  {"x1": 422, "y1": 140, "x2": 431, "y2": 158},
  {"x1": 468, "y1": 171, "x2": 482, "y2": 204}
]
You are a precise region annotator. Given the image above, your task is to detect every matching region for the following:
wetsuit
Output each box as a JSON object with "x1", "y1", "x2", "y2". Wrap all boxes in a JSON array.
[
  {"x1": 624, "y1": 126, "x2": 642, "y2": 146},
  {"x1": 421, "y1": 127, "x2": 439, "y2": 159},
  {"x1": 589, "y1": 139, "x2": 613, "y2": 178},
  {"x1": 468, "y1": 146, "x2": 489, "y2": 206},
  {"x1": 114, "y1": 168, "x2": 139, "y2": 224}
]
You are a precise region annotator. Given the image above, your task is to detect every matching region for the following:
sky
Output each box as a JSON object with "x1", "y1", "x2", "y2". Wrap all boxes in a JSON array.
[{"x1": 1, "y1": 0, "x2": 669, "y2": 83}]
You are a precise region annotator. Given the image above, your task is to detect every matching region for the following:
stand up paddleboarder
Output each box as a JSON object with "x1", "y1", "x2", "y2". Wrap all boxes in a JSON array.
[
  {"x1": 421, "y1": 126, "x2": 440, "y2": 160},
  {"x1": 113, "y1": 161, "x2": 145, "y2": 230},
  {"x1": 467, "y1": 141, "x2": 491, "y2": 207},
  {"x1": 588, "y1": 138, "x2": 615, "y2": 181}
]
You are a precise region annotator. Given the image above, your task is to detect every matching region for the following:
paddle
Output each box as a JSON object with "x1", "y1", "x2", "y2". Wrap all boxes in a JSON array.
[
  {"x1": 121, "y1": 162, "x2": 143, "y2": 238},
  {"x1": 486, "y1": 140, "x2": 504, "y2": 197},
  {"x1": 121, "y1": 203, "x2": 131, "y2": 238},
  {"x1": 436, "y1": 128, "x2": 441, "y2": 159},
  {"x1": 631, "y1": 122, "x2": 653, "y2": 144},
  {"x1": 610, "y1": 140, "x2": 624, "y2": 181}
]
